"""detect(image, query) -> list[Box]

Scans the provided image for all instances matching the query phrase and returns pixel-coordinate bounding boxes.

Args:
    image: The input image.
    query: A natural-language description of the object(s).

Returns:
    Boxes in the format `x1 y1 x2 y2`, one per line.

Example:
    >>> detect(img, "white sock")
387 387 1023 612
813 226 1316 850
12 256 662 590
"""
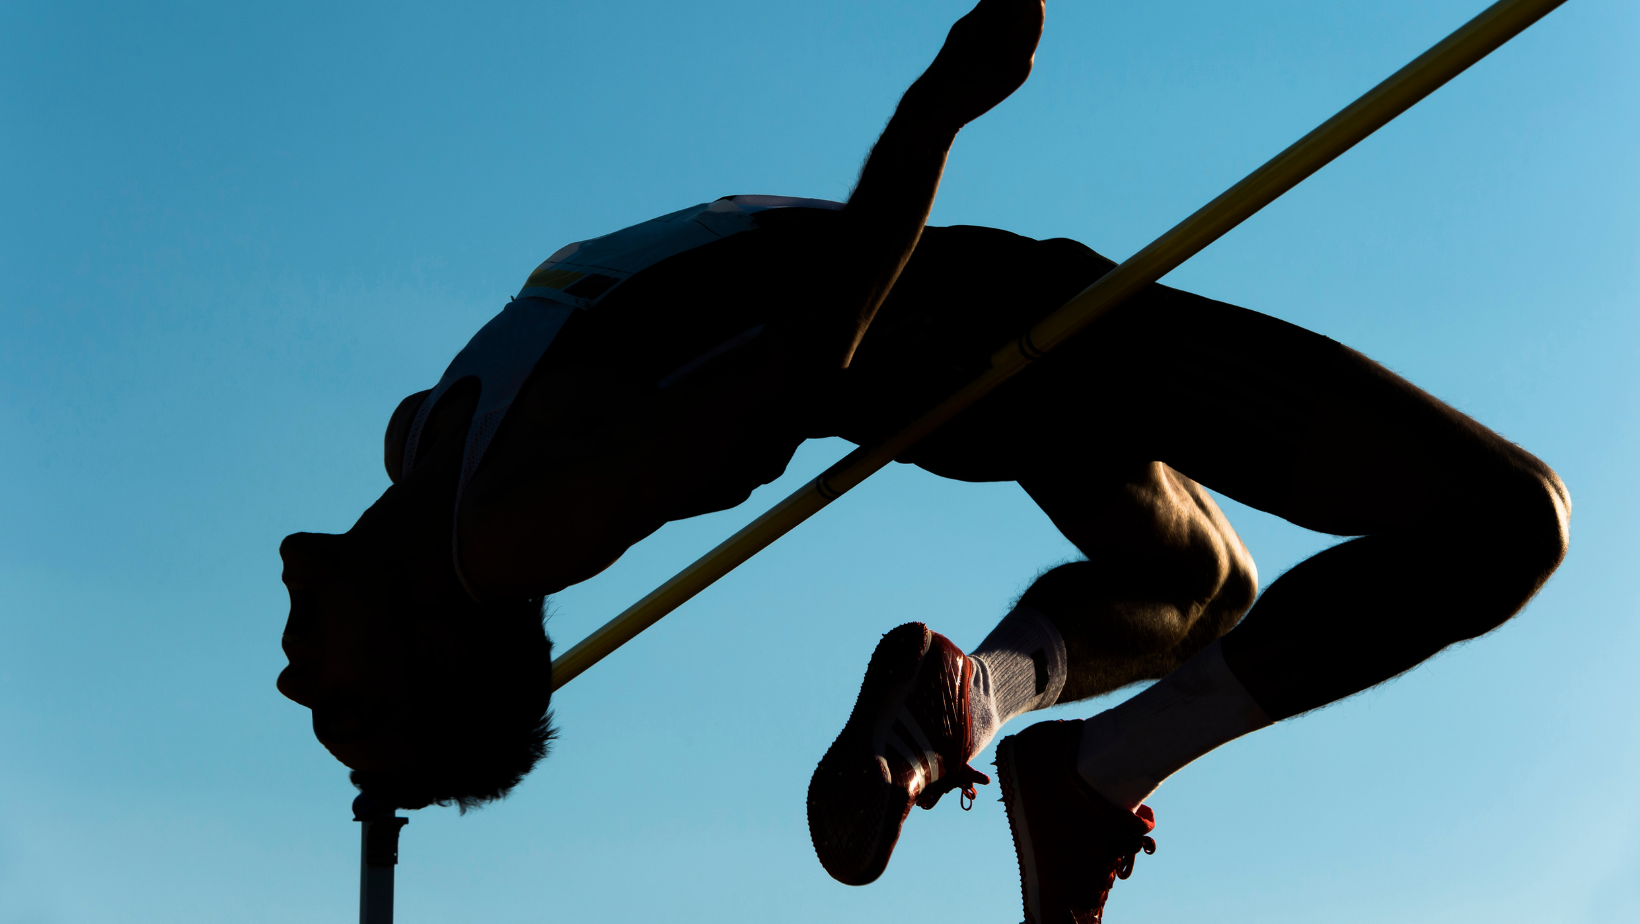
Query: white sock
968 607 1067 757
1077 639 1271 810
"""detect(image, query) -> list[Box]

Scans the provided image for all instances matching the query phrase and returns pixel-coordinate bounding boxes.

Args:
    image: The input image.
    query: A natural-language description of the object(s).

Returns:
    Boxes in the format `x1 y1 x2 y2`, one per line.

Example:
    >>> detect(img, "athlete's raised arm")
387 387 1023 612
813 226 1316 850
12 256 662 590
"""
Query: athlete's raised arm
827 0 1044 366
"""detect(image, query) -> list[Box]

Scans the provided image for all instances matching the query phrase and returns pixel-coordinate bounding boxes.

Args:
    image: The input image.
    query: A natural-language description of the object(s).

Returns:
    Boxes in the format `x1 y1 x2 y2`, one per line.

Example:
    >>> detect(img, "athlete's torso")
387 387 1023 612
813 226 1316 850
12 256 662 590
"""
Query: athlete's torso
398 195 843 596
400 196 844 488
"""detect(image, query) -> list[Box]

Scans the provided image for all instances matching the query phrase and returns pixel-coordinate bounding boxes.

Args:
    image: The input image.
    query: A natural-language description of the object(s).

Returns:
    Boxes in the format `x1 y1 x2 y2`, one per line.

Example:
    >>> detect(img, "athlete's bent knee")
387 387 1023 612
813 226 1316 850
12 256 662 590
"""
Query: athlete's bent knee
1491 463 1570 579
1443 463 1569 642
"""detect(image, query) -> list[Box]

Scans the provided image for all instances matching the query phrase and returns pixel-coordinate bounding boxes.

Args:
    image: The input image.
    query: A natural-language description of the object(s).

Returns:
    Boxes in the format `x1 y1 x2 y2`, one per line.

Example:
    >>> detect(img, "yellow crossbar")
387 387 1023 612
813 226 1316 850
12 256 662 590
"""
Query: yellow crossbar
552 0 1569 690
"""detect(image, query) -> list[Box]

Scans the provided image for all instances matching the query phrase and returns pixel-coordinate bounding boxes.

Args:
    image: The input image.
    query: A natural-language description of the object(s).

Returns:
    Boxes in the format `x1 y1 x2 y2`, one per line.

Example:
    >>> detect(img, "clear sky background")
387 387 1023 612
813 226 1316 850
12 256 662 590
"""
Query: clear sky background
2 0 1636 921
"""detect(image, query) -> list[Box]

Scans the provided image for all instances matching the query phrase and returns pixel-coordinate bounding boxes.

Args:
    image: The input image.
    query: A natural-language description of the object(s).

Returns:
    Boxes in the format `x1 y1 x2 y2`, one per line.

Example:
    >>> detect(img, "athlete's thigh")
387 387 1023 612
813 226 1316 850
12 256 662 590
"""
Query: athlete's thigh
834 224 1118 482
994 283 1558 537
847 222 1556 544
1018 283 1343 517
1277 343 1566 536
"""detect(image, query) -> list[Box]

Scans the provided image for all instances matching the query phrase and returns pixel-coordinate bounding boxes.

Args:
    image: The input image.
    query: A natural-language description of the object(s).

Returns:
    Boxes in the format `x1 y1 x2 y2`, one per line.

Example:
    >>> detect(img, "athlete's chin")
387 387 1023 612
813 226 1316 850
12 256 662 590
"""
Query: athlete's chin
276 664 317 707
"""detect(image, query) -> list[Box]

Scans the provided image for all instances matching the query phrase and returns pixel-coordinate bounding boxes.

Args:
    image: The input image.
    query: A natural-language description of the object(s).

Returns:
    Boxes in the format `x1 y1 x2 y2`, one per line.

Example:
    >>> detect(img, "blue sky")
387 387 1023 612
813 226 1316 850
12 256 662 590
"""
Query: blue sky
2 0 1636 921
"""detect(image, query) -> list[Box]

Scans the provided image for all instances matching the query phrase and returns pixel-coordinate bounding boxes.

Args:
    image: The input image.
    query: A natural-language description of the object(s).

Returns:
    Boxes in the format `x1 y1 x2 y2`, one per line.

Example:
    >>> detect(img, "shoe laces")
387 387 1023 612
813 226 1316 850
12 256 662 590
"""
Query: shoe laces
1082 835 1157 923
1115 835 1157 880
914 761 992 810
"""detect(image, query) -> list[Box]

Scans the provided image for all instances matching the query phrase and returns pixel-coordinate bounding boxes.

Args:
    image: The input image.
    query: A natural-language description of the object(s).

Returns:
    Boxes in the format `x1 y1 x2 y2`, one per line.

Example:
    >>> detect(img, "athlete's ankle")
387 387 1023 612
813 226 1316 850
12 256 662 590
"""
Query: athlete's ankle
968 606 1067 757
1076 639 1271 810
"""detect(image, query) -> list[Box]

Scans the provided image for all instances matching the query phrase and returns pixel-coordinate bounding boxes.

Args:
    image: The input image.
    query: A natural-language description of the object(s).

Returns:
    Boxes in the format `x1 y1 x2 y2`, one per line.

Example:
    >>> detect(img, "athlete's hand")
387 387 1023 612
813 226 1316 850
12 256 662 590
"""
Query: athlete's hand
906 0 1045 129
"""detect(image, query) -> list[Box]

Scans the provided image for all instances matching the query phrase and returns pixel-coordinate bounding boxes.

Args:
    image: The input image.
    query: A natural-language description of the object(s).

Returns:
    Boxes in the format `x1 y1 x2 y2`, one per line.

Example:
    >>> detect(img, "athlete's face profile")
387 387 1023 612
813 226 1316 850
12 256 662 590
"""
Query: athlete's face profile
276 532 419 772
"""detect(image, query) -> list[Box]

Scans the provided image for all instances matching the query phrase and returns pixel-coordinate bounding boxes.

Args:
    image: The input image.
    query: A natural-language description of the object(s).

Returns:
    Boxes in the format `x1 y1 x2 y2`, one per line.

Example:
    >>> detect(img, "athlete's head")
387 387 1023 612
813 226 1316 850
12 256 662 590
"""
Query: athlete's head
276 530 554 810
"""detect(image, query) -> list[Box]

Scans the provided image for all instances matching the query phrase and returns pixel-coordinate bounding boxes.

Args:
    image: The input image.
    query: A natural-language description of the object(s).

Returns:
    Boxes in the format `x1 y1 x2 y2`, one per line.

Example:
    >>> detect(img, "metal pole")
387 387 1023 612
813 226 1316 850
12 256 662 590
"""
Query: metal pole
549 0 1571 690
354 794 408 924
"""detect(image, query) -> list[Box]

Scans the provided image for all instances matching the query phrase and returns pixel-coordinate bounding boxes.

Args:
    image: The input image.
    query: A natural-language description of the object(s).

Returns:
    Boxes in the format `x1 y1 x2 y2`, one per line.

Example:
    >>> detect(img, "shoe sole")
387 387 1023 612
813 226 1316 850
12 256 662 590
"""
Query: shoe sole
807 622 932 886
996 735 1045 924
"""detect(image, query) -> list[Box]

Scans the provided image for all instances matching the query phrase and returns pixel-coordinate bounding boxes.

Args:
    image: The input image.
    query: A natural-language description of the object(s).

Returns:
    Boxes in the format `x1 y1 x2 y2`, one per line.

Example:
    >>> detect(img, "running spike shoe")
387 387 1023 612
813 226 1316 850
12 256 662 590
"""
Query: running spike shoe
807 622 991 886
996 720 1157 924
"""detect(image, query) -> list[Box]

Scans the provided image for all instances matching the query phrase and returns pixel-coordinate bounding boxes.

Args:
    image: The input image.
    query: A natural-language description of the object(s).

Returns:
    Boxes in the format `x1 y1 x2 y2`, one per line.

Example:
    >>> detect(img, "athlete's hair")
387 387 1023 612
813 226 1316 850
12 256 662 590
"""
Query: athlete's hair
350 596 556 812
